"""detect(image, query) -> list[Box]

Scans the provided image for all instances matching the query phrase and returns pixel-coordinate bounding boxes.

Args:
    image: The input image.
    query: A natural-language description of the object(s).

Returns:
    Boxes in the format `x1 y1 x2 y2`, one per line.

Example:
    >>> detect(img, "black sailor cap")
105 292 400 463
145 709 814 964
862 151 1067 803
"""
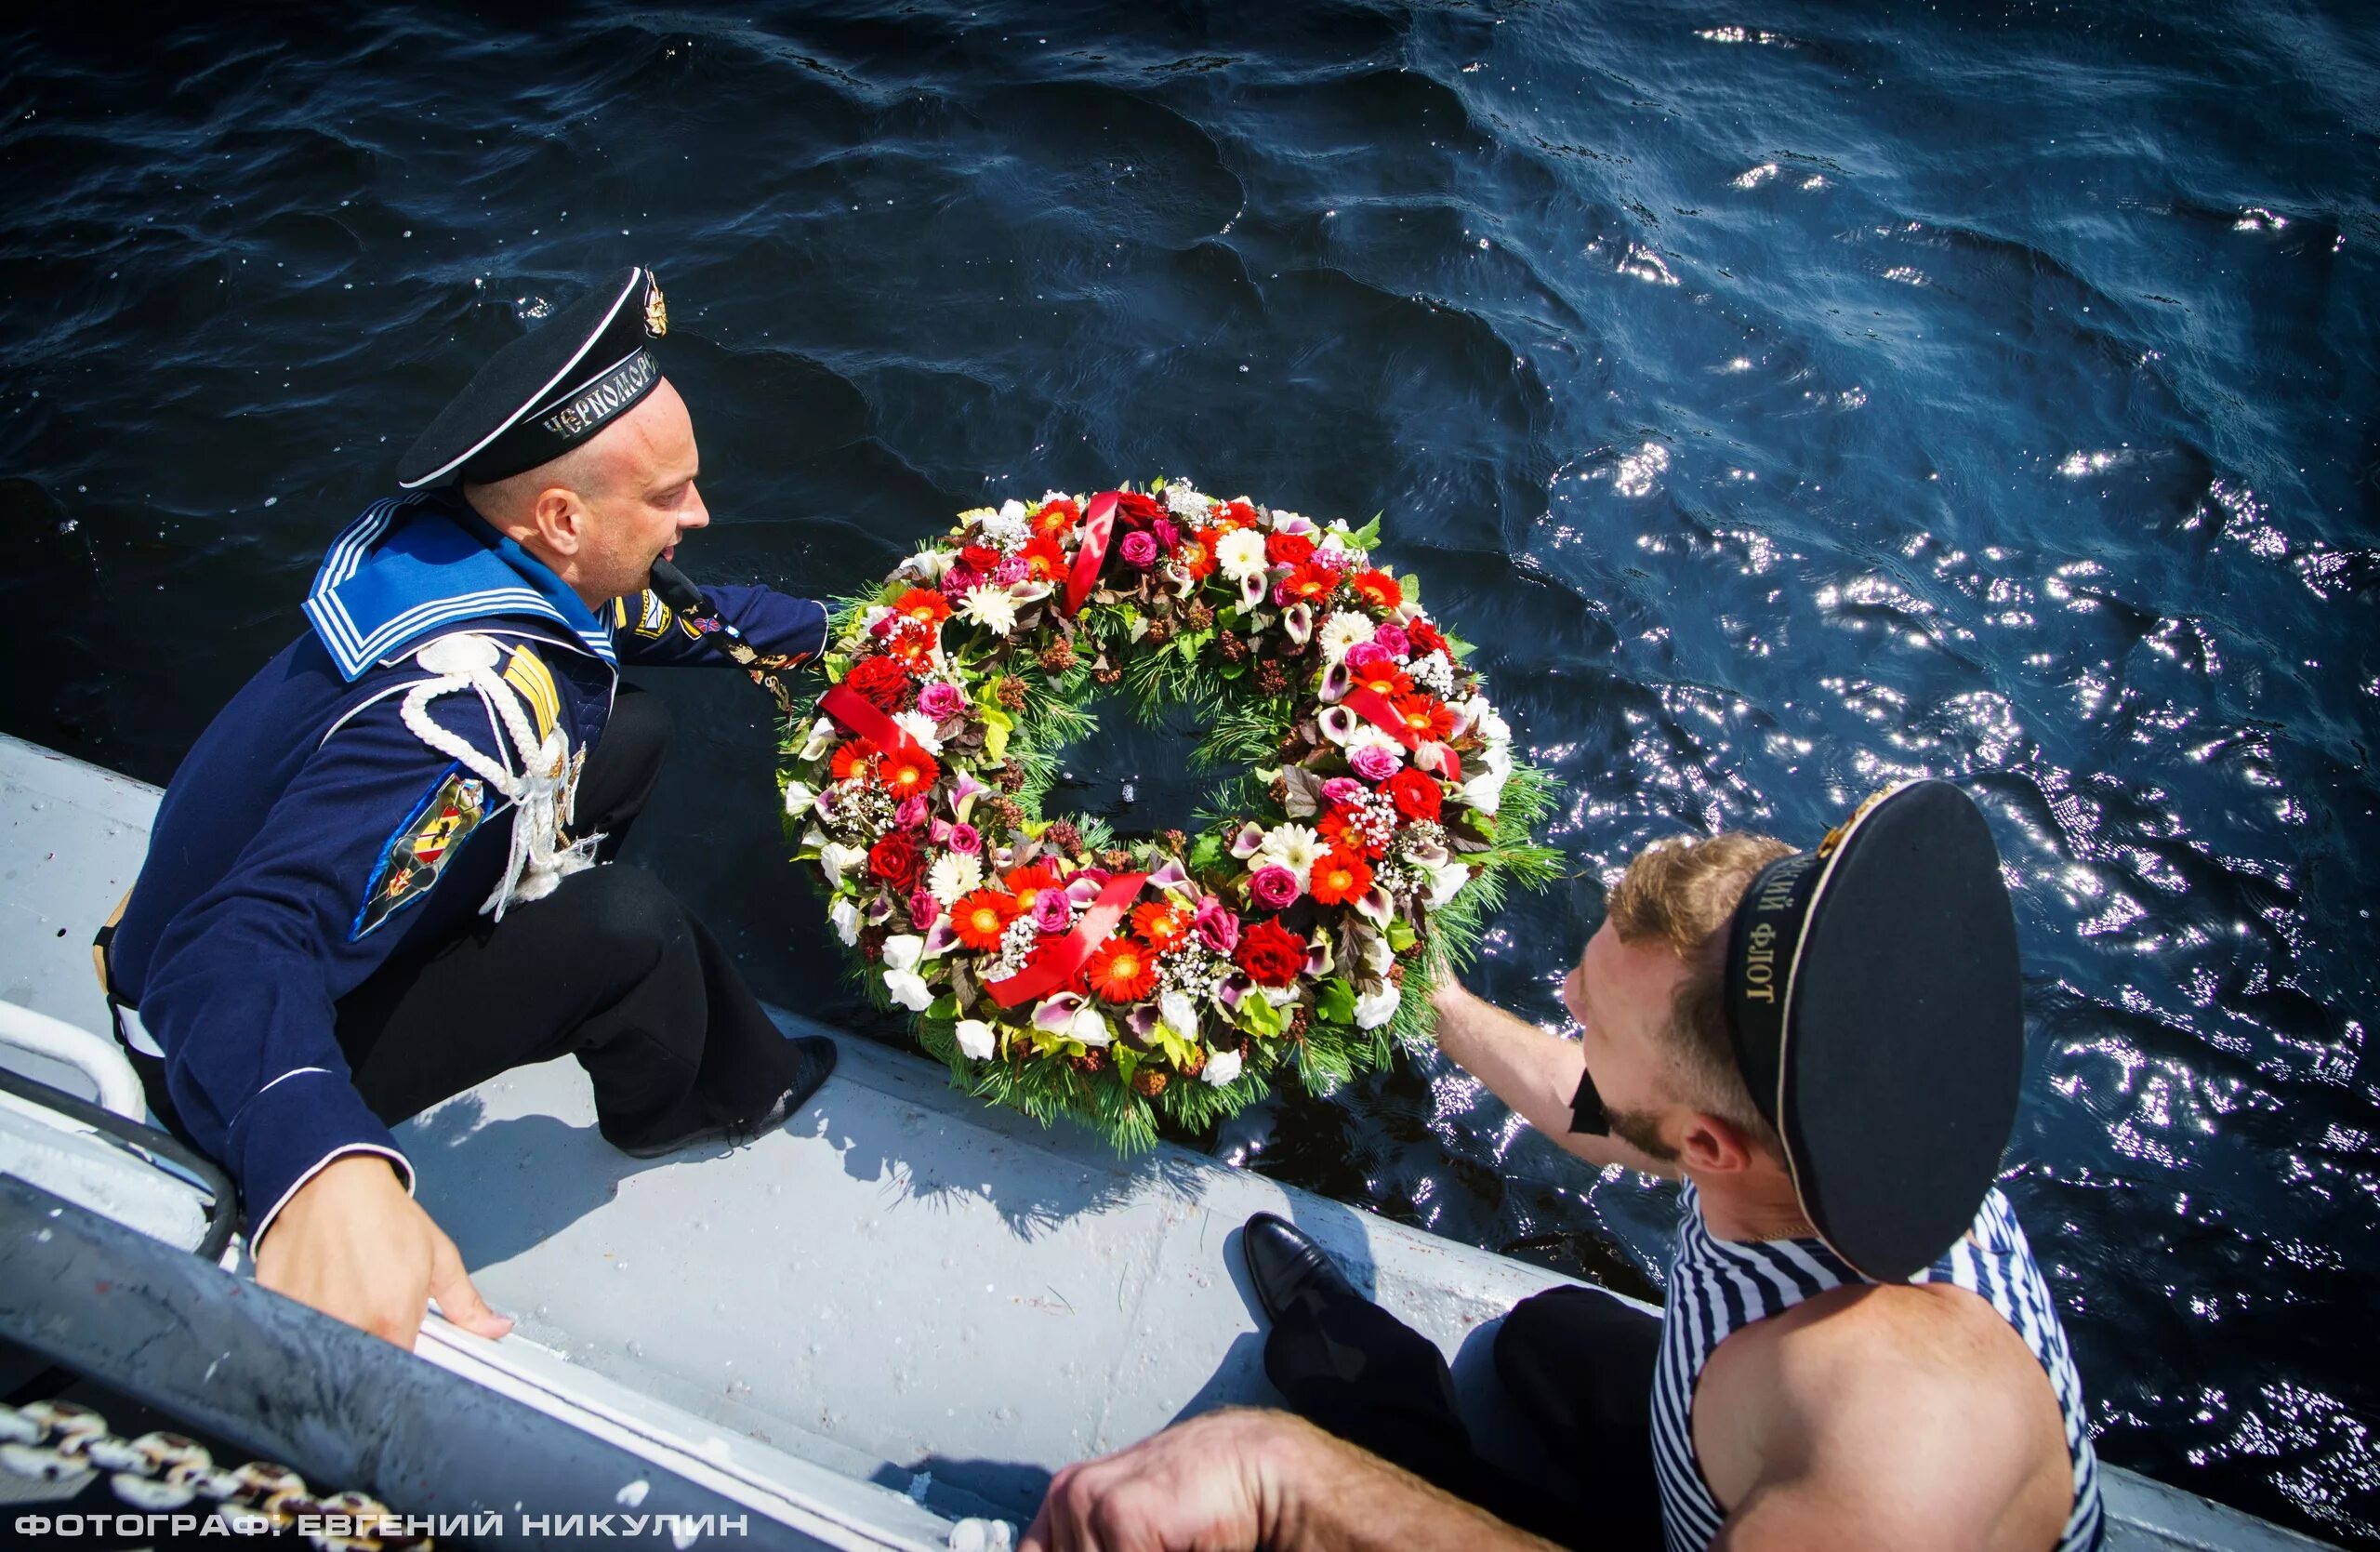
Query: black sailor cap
1723 779 2025 1281
397 266 669 489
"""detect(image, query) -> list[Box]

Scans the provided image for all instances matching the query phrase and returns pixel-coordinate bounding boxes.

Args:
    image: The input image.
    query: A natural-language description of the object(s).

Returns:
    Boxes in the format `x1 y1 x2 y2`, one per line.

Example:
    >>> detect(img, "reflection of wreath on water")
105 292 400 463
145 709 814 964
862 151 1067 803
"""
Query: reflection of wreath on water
782 480 1559 1151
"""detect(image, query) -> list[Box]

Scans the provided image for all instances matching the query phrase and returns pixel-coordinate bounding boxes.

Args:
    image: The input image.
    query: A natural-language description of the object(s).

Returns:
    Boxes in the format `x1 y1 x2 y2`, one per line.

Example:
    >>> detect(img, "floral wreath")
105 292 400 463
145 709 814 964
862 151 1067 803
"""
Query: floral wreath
782 480 1559 1151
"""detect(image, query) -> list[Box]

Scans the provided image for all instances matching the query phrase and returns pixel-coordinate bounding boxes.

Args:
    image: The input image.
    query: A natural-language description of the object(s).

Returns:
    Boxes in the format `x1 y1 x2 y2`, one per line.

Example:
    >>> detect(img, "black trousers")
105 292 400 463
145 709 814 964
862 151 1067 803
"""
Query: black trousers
129 686 811 1165
1263 1280 1667 1550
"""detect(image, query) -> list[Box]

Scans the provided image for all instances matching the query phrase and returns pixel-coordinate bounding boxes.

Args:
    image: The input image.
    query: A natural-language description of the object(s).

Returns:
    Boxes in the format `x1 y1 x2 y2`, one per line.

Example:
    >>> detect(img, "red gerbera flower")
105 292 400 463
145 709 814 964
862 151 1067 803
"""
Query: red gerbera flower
1217 498 1259 530
951 889 1021 951
892 588 952 630
1131 902 1191 951
1033 496 1080 538
1020 535 1067 584
1002 862 1063 911
875 746 942 800
1283 562 1337 603
1265 531 1316 567
1177 527 1220 580
1318 808 1388 860
1384 768 1443 822
884 622 937 671
1308 847 1374 907
1350 661 1416 701
1392 692 1455 743
1353 569 1404 610
830 738 877 784
1085 936 1160 1003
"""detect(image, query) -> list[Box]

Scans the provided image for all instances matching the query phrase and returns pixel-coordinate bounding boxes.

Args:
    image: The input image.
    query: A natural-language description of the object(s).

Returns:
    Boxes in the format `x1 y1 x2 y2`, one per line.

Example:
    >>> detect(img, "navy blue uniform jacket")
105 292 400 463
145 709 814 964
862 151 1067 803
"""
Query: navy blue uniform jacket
108 491 826 1239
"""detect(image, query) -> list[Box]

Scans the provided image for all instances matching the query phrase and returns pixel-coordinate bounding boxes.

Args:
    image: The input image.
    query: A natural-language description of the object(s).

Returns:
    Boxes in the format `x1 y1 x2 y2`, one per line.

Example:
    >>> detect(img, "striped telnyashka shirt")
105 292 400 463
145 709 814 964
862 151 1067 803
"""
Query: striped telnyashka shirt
1652 1182 2104 1552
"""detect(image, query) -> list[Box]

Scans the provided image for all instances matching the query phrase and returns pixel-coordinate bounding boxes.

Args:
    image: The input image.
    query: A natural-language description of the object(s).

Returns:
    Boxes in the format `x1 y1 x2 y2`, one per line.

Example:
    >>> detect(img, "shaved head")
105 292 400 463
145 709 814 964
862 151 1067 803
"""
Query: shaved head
462 378 707 608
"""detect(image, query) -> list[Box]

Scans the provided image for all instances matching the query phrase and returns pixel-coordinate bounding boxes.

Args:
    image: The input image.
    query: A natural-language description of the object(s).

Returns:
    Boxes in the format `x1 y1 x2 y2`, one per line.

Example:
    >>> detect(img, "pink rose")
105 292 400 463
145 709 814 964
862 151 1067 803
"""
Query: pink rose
947 822 982 855
908 890 940 930
940 564 981 600
993 556 1031 586
1033 890 1074 934
1152 517 1180 550
1370 623 1411 659
1119 530 1161 569
1320 776 1365 810
1193 897 1241 955
1344 641 1391 673
1249 865 1301 910
895 794 929 829
1349 744 1401 783
918 681 965 720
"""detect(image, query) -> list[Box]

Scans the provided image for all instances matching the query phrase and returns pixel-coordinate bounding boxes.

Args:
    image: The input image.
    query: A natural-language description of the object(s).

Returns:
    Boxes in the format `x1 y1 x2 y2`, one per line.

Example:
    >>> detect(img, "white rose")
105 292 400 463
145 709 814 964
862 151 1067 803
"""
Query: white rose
783 779 818 817
955 1019 997 1060
881 934 926 972
1202 1047 1244 1086
1070 1006 1115 1048
1354 983 1403 1030
1426 859 1474 909
1159 990 1200 1039
1460 768 1507 818
1215 527 1268 582
829 898 860 947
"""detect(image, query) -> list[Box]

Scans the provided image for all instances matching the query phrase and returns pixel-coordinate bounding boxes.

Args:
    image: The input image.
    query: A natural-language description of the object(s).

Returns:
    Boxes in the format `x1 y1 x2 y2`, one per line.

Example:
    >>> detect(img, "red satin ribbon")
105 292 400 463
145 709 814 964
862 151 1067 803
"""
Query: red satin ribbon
1063 491 1121 617
1342 685 1461 781
985 869 1148 1009
819 681 931 764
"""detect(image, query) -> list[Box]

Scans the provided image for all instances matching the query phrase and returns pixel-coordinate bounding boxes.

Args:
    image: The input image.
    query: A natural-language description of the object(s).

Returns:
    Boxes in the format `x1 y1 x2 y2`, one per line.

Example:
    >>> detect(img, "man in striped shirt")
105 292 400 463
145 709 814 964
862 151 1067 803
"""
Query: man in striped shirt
1025 783 2101 1552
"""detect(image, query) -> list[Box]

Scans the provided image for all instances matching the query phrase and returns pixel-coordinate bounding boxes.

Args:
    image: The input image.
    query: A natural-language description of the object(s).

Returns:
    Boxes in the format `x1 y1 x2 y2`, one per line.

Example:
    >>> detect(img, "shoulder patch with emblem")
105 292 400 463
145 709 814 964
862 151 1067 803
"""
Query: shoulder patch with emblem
352 764 489 940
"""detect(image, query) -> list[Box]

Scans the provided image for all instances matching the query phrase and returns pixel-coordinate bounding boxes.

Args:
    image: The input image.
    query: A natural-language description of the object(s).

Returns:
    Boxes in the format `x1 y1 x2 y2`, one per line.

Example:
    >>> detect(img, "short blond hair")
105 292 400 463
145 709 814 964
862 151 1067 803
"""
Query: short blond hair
1606 831 1794 1150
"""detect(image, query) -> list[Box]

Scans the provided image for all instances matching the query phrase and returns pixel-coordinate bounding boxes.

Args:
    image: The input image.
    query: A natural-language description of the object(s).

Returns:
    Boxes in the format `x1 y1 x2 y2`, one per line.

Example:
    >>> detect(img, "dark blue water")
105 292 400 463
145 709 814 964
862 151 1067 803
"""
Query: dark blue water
4 2 2375 1540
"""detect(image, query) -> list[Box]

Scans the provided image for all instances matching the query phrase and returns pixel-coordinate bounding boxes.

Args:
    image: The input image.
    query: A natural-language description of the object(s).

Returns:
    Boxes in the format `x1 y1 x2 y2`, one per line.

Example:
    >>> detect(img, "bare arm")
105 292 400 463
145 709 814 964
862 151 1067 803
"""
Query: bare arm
1429 979 1675 1177
1022 1409 1554 1552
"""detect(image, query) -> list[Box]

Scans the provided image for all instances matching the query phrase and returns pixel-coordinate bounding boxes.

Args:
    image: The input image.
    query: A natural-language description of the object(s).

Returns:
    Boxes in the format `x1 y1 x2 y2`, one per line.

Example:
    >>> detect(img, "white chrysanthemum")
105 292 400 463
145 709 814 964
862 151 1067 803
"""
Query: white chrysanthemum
828 897 860 947
1202 1047 1244 1086
1163 482 1209 517
1215 528 1268 582
1258 823 1326 887
955 1018 997 1060
892 710 942 754
928 851 985 906
959 585 1019 636
1317 609 1374 663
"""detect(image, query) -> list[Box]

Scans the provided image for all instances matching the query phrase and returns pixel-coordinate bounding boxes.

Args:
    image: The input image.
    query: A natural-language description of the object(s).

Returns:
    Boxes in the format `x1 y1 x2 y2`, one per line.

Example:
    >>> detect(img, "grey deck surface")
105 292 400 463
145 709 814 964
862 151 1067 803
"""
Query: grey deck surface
0 732 2334 1549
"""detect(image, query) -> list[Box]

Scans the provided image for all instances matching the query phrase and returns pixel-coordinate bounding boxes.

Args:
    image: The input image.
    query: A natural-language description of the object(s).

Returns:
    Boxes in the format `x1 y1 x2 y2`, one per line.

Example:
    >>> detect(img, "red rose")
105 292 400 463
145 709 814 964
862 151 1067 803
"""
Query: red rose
1236 919 1309 988
1407 618 1447 655
845 654 913 713
1265 531 1316 566
1114 491 1166 527
1384 768 1443 822
960 543 1001 572
868 832 923 892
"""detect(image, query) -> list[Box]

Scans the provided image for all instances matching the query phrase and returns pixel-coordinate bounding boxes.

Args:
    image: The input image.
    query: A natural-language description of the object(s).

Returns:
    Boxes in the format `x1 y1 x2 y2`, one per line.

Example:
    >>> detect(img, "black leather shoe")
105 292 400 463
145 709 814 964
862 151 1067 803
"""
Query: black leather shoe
618 1035 838 1159
1242 1211 1362 1324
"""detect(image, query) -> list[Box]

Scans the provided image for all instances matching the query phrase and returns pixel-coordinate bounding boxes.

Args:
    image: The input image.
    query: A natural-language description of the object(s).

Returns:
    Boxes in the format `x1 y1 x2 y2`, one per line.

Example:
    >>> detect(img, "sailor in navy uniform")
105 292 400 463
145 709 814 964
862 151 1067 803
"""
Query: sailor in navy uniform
99 267 836 1346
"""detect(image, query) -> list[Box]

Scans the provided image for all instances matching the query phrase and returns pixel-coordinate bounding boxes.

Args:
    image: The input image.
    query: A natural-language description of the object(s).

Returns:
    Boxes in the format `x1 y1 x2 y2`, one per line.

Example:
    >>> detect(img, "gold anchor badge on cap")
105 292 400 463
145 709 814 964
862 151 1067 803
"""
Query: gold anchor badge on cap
643 273 668 338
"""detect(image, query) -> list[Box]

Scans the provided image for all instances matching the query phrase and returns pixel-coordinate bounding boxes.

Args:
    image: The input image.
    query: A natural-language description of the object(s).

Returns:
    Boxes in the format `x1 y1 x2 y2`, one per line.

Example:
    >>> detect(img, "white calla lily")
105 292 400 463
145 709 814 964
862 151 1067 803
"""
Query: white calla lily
820 842 869 890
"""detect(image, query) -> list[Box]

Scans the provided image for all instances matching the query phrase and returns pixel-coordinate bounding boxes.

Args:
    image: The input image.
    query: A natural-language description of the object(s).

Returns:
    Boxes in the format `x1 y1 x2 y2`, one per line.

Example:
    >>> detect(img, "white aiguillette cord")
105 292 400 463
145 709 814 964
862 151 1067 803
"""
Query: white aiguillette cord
398 631 603 918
